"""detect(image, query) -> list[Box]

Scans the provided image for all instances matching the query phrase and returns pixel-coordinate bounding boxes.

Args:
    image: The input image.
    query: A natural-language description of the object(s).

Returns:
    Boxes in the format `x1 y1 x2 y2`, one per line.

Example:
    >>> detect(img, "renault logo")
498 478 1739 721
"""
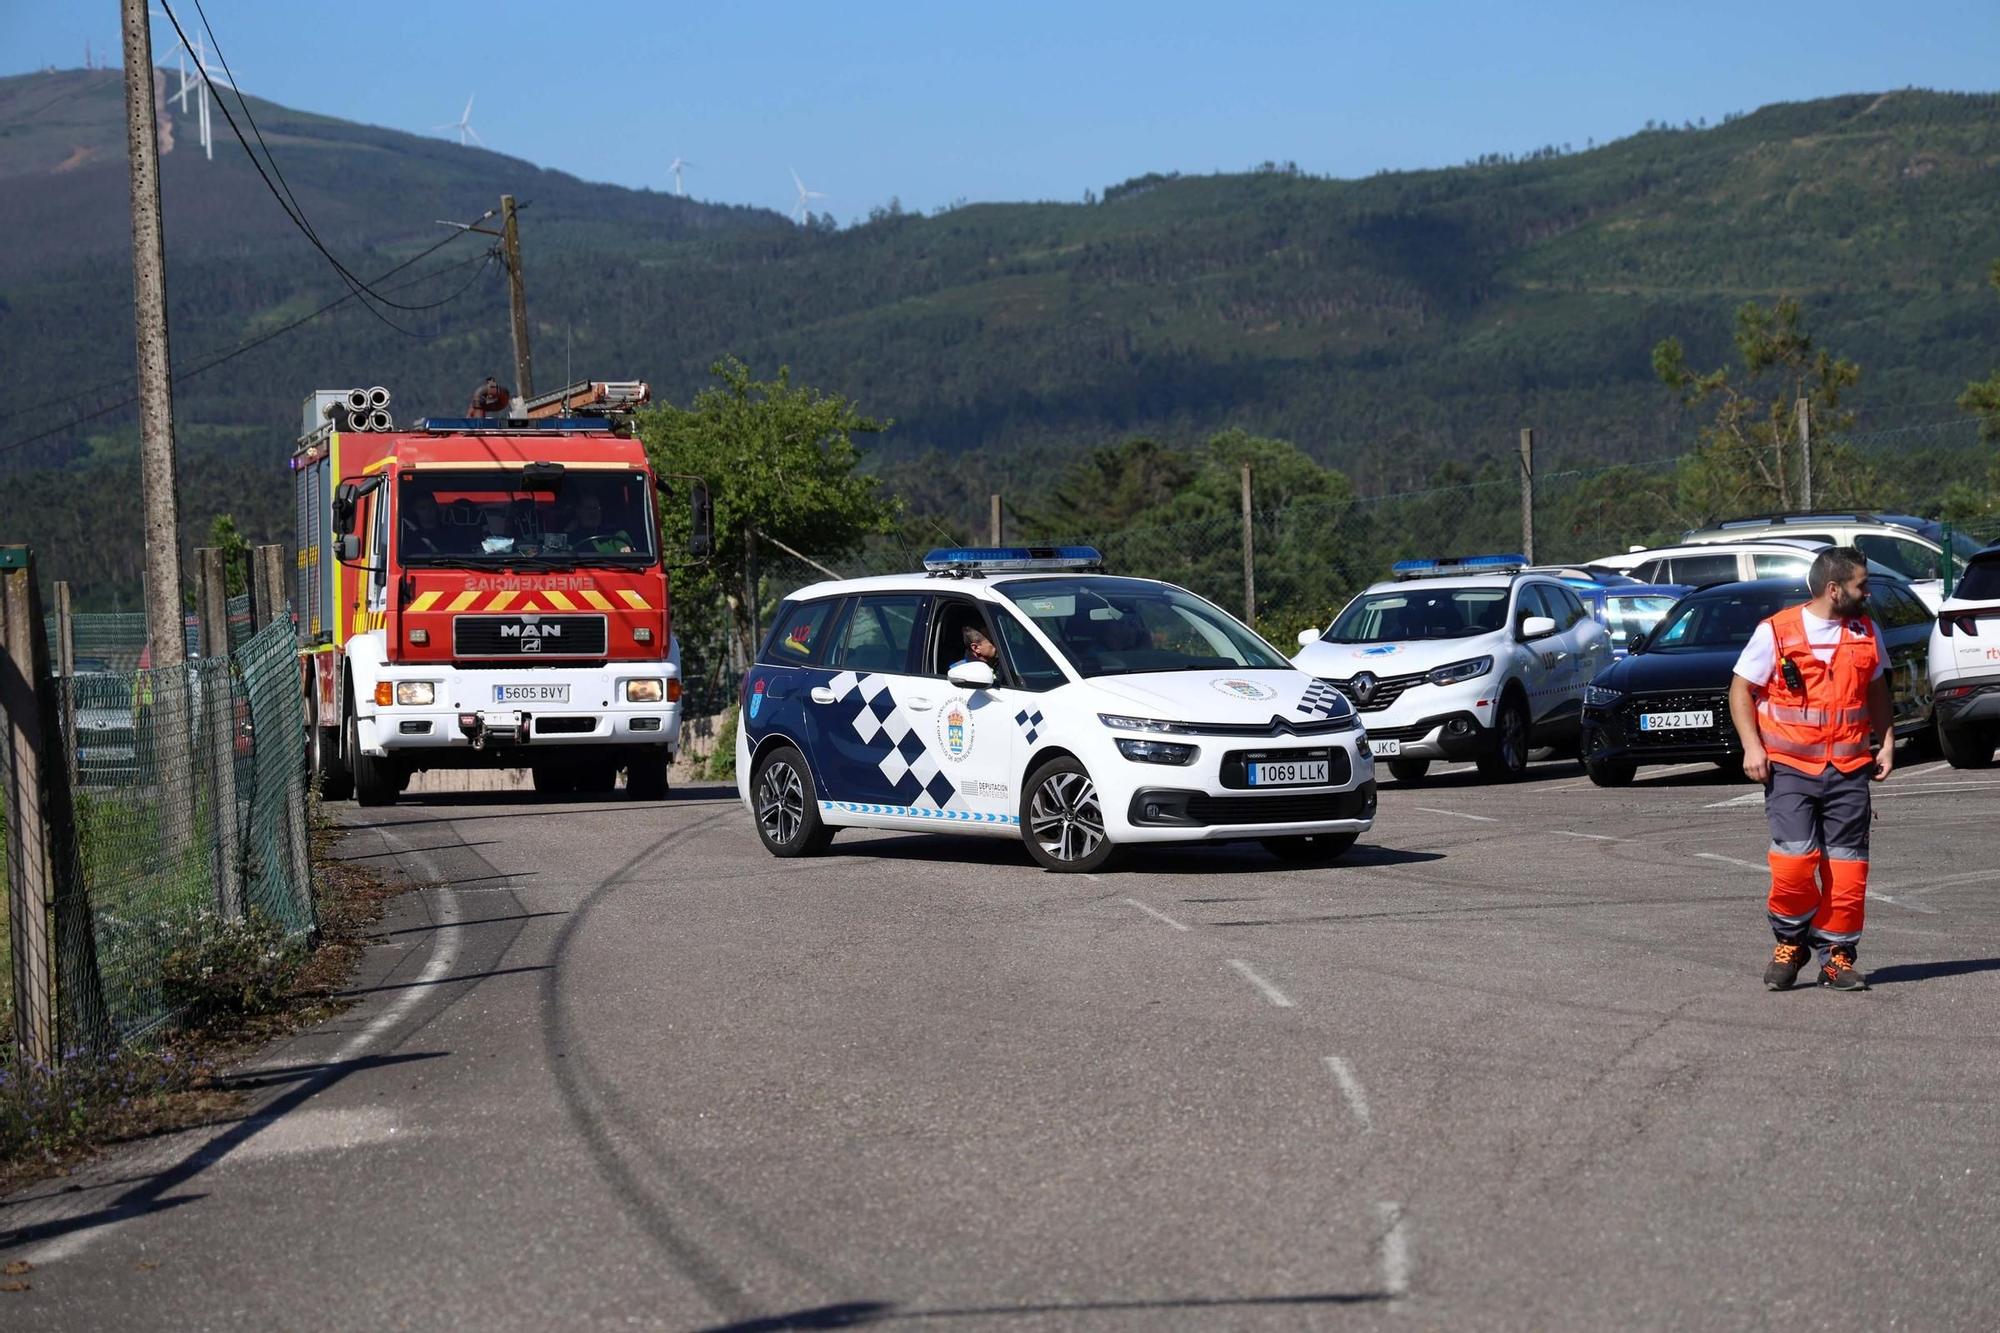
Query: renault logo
1351 672 1377 705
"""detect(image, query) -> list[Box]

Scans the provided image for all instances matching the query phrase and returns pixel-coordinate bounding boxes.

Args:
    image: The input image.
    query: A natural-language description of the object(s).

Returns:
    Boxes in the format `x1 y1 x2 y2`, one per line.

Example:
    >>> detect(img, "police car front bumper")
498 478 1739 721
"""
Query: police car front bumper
354 663 679 758
1097 729 1376 842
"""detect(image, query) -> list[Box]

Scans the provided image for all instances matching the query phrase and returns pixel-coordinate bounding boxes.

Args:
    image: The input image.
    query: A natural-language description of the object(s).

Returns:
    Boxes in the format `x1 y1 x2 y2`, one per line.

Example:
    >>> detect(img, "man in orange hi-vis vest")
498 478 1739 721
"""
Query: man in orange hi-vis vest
1727 547 1895 992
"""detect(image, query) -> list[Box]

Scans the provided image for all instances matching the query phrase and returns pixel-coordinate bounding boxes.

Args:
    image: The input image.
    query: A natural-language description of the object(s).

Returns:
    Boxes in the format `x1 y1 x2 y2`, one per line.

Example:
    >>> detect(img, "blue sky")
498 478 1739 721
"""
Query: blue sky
4 1 1995 221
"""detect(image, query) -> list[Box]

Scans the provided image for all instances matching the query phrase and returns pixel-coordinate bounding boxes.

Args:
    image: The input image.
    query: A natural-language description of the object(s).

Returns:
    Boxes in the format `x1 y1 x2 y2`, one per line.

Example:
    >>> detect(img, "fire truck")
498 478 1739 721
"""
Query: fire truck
293 381 710 805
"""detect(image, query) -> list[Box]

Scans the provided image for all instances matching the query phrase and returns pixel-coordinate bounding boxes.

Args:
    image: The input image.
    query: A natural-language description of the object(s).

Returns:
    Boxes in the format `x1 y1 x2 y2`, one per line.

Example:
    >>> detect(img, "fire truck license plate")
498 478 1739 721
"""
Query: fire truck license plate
495 684 569 704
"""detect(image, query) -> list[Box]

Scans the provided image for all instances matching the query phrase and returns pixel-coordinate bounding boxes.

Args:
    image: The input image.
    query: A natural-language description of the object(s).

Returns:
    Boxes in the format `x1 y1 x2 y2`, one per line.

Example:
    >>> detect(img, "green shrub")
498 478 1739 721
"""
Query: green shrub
704 707 739 783
160 909 303 1029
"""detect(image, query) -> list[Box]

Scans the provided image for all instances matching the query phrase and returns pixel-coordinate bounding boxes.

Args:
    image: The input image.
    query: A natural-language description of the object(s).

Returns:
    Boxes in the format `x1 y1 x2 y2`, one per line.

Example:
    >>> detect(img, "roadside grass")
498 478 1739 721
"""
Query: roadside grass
0 798 403 1197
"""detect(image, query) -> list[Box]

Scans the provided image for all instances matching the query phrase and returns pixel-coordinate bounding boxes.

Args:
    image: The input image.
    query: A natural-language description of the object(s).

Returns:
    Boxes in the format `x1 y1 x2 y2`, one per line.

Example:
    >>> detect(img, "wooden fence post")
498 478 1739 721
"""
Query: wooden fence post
1519 429 1536 564
2 547 63 1068
1240 463 1257 625
196 548 243 919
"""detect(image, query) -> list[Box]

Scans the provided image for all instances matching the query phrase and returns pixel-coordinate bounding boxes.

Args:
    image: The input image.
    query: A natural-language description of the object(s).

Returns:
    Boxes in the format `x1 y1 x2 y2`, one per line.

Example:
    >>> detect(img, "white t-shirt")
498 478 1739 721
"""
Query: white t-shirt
1733 609 1886 689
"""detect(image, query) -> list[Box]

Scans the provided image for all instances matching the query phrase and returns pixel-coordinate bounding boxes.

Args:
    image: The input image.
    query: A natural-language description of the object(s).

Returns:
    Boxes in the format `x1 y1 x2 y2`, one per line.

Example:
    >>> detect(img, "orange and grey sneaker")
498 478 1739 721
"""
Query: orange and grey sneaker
1820 946 1868 992
1763 942 1811 990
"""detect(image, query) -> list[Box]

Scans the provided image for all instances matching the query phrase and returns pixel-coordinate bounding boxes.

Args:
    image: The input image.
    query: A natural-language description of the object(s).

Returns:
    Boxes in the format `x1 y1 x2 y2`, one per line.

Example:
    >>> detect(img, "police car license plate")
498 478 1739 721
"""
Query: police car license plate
1639 709 1712 732
494 684 568 704
1368 738 1401 757
1247 758 1329 786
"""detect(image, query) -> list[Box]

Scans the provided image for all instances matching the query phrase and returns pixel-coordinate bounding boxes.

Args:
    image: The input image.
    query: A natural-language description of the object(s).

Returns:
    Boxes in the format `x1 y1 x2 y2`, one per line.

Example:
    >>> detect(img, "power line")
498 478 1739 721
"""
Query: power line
0 246 498 460
154 2 442 332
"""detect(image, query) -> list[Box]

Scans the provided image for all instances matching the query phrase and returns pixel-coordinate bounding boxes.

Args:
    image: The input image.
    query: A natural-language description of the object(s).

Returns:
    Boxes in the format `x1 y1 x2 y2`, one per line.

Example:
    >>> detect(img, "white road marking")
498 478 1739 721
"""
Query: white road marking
1704 791 1765 809
1124 897 1191 931
1225 959 1294 1008
1323 1056 1374 1130
1412 807 1498 823
1871 893 1939 915
1554 830 1618 841
1873 868 2000 896
21 838 464 1268
1377 1201 1412 1302
1696 852 1764 872
1082 873 1102 883
1875 781 2000 797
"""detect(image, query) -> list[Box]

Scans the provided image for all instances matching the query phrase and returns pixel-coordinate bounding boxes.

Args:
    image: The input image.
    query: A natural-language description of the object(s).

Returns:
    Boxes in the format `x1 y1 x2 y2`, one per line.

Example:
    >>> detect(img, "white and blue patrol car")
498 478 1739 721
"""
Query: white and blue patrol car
1291 554 1612 783
734 547 1376 872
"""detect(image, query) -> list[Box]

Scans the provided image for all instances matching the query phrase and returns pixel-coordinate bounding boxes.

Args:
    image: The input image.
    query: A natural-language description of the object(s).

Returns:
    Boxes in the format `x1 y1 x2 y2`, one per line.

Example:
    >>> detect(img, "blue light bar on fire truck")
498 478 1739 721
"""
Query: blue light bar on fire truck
922 546 1104 574
1391 553 1528 580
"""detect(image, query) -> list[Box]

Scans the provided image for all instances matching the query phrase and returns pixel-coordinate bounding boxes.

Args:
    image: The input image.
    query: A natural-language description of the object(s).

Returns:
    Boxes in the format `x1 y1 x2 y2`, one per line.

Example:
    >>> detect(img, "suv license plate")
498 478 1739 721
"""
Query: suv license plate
1247 759 1329 786
1639 709 1712 731
1368 738 1401 757
495 684 569 704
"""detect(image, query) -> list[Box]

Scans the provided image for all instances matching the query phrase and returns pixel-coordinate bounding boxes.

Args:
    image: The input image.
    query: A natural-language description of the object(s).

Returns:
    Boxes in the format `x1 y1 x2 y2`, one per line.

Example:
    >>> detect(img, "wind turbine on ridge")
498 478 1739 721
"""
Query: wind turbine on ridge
669 156 691 197
435 94 482 146
151 9 237 161
790 167 827 224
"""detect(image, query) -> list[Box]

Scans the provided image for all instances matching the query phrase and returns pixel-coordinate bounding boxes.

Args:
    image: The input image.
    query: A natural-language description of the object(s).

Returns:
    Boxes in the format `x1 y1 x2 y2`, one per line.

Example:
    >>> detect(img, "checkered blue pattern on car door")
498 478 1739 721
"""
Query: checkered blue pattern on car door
822 670 957 809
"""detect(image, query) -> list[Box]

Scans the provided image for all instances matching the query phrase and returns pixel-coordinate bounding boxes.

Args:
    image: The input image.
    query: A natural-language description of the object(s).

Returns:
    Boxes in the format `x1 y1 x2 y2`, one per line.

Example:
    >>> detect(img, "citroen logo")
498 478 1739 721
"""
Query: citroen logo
1351 672 1377 705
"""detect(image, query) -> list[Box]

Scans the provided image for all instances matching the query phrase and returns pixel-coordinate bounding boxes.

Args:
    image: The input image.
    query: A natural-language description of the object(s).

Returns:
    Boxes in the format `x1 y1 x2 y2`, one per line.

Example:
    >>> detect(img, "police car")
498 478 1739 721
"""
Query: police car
1291 554 1612 782
734 547 1376 872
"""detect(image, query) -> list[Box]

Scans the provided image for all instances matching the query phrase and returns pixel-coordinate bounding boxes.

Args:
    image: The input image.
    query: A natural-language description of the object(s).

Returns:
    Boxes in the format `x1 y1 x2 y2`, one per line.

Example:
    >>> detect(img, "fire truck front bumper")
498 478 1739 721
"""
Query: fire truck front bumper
354 663 680 758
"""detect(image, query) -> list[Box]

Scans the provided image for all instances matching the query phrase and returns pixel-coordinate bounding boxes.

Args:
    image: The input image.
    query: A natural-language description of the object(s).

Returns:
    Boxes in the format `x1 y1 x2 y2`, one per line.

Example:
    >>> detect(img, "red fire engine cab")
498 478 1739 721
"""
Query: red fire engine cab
293 382 709 805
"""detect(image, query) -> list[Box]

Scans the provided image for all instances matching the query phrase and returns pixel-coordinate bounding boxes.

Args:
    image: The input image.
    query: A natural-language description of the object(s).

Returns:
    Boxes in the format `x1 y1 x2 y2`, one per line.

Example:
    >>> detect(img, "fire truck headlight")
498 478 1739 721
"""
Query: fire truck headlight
624 678 664 703
395 681 436 706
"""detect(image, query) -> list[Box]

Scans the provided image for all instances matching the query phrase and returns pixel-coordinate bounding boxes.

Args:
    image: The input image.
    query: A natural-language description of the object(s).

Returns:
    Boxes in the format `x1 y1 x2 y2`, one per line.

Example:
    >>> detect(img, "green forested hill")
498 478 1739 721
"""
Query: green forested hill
4 70 1999 605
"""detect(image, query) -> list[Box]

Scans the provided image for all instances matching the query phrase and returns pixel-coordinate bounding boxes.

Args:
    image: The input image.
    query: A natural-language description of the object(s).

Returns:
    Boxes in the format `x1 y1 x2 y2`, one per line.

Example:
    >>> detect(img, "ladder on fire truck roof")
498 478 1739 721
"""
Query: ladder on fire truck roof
519 380 651 420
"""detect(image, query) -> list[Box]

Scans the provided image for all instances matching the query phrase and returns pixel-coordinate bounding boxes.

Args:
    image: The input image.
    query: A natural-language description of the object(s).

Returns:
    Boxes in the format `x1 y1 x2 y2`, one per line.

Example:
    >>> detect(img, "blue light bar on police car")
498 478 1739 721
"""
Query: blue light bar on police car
921 546 1104 572
1391 553 1528 580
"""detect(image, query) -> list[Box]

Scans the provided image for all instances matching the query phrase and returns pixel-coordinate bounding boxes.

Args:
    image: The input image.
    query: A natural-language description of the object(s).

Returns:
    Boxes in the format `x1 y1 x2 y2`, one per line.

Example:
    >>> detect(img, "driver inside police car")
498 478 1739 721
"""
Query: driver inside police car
951 625 1000 674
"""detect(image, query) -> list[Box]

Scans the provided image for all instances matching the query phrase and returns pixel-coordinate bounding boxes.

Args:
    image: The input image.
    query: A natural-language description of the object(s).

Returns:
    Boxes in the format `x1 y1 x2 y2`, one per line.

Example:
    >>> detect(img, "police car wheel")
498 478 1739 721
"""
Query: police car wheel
1476 696 1530 780
753 745 833 856
1262 832 1358 863
1021 757 1116 873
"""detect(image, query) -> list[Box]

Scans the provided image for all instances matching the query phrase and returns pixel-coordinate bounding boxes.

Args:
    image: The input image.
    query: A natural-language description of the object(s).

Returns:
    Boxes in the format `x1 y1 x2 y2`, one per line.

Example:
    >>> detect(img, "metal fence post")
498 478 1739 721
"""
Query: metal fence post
197 548 244 919
54 581 77 791
3 547 63 1069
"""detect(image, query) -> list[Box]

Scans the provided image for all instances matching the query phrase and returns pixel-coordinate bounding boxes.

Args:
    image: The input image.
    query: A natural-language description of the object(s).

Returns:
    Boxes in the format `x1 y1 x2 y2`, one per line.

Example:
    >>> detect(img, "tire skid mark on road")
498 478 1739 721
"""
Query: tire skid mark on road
540 807 853 1321
1224 958 1295 1007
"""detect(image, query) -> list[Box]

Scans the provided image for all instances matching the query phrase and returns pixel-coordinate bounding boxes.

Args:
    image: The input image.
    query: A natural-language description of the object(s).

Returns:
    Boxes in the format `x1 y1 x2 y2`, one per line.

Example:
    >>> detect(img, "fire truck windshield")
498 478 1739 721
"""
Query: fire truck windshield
398 470 656 565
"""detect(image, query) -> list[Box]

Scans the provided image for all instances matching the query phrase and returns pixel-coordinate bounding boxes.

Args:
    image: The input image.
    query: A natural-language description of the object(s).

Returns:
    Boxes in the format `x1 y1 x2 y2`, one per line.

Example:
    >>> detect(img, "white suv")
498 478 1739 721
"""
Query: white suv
1930 542 2000 768
1680 512 1974 602
1292 556 1611 782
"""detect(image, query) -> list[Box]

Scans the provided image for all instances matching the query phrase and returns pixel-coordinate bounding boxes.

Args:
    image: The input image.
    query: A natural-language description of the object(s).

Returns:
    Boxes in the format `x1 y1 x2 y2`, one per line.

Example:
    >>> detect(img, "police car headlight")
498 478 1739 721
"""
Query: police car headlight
1098 713 1196 735
1426 656 1493 687
624 678 664 703
1583 685 1623 708
394 682 435 706
1116 738 1199 765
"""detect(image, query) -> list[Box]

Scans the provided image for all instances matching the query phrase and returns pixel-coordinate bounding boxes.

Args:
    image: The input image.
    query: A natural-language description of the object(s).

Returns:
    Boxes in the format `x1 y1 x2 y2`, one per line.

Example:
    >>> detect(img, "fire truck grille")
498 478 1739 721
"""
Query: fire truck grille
452 614 607 658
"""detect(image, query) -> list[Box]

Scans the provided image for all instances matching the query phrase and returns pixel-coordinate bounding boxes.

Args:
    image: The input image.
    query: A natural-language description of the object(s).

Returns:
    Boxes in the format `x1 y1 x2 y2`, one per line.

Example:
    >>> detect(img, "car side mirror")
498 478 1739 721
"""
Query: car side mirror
1520 614 1558 641
1627 632 1647 655
947 660 996 690
688 481 713 558
1296 628 1320 648
336 534 362 563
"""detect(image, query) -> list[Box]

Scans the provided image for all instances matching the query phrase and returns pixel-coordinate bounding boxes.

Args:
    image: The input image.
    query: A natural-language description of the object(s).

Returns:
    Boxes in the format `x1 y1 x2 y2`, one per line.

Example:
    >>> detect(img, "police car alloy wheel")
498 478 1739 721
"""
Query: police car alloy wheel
1022 756 1116 873
1475 695 1530 779
754 744 835 856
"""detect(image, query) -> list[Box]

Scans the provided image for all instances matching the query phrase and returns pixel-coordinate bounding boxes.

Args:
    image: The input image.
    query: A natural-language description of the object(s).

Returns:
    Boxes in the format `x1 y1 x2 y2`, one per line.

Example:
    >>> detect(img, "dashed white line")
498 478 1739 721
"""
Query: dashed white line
1871 893 1939 915
1704 791 1765 809
1323 1056 1374 1130
1224 959 1294 1008
1377 1201 1412 1303
1124 897 1191 931
1412 807 1498 823
1695 852 1764 872
1554 830 1618 841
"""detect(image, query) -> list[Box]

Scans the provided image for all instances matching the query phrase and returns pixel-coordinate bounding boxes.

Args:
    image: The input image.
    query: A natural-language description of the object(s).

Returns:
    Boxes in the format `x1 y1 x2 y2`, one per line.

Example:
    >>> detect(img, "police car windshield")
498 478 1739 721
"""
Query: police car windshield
398 470 655 564
1319 587 1508 642
998 577 1289 677
1646 588 1794 652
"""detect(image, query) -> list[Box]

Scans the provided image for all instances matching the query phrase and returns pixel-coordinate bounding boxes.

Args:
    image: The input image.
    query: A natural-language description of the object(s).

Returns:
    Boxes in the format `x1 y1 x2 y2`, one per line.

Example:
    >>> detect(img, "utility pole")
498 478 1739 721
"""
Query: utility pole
1796 397 1812 510
1518 429 1536 564
122 0 185 670
501 194 534 399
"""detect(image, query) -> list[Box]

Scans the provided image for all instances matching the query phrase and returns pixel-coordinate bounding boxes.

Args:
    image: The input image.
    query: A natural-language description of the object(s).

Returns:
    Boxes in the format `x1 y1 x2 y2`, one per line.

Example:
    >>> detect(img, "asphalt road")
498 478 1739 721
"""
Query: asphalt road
6 753 2000 1330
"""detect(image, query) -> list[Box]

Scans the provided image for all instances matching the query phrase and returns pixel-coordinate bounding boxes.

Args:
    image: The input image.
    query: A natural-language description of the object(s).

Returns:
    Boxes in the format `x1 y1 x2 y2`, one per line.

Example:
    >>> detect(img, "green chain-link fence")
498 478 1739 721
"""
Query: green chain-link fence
14 612 316 1053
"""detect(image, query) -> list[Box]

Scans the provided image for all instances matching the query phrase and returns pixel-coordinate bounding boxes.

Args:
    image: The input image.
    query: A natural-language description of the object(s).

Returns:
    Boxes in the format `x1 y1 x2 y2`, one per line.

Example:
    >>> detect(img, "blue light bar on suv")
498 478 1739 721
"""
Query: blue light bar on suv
921 545 1104 573
1391 553 1529 580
